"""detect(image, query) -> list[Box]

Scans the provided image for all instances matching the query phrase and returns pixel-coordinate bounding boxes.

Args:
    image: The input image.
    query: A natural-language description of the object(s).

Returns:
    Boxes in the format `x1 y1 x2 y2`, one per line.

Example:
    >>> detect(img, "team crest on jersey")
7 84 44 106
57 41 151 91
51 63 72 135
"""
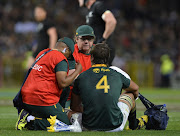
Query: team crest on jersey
93 68 100 73
86 11 93 24
88 11 93 17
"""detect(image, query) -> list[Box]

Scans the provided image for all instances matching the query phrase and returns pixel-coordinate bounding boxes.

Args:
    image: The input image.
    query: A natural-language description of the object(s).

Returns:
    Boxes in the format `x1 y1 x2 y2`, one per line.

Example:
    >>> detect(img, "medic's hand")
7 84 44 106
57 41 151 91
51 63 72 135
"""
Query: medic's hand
75 61 82 73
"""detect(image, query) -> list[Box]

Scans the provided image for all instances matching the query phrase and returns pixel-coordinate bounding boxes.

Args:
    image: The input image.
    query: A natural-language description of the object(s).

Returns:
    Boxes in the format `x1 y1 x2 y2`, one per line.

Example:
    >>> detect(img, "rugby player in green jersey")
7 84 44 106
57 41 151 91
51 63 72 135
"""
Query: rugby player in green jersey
69 43 148 132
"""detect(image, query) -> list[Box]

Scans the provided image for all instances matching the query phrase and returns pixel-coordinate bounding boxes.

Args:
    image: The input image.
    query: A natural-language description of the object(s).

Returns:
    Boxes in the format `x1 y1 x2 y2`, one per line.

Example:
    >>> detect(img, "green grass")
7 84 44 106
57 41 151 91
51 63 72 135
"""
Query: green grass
0 87 180 136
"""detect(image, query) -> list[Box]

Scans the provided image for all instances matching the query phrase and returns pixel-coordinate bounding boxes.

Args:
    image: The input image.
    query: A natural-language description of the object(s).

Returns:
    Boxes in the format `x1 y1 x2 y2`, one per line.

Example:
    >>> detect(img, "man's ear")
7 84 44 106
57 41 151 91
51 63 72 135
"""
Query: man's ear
74 36 78 43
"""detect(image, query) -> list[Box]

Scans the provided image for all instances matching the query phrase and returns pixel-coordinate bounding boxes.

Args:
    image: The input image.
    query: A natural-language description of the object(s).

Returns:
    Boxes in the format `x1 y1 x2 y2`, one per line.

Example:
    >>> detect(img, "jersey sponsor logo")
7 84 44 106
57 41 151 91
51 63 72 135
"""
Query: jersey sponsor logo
101 68 110 72
93 68 110 73
93 68 100 73
32 64 43 71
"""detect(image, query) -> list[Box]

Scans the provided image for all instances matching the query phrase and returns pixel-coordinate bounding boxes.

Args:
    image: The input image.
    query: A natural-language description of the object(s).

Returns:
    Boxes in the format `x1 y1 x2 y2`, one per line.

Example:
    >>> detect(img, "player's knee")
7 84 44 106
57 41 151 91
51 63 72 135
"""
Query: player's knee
122 92 135 100
119 94 134 109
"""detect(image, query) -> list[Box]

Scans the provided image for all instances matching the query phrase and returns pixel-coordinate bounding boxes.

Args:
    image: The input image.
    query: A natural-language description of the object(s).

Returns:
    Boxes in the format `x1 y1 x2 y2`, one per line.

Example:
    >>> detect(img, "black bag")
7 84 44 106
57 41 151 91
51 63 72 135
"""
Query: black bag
59 86 71 108
13 69 31 114
138 93 169 130
13 89 23 114
144 104 169 130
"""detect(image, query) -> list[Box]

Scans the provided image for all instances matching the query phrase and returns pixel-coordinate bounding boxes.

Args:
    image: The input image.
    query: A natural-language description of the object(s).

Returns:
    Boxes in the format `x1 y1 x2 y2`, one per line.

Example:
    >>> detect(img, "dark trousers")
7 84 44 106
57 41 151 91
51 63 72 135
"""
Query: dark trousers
161 75 170 87
109 46 115 66
23 102 70 130
103 39 115 66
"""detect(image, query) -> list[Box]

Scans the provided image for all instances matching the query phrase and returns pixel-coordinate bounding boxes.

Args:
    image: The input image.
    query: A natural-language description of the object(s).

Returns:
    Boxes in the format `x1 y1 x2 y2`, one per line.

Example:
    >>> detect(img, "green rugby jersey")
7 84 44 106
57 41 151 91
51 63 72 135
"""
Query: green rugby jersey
73 64 130 131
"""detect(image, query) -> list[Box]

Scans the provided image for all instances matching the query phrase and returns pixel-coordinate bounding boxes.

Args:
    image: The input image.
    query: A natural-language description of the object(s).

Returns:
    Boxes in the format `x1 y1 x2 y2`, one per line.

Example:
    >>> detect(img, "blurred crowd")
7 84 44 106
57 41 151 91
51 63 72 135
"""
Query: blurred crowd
1 0 180 72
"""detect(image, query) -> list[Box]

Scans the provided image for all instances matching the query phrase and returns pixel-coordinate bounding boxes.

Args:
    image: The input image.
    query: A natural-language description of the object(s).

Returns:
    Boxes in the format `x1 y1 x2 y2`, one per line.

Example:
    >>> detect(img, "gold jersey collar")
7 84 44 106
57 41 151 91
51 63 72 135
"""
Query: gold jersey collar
92 64 107 67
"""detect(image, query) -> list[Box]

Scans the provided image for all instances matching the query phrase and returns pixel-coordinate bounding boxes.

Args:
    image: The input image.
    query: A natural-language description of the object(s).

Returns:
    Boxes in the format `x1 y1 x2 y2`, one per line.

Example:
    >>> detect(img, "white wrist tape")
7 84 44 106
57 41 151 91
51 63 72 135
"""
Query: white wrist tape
102 10 111 20
62 48 67 53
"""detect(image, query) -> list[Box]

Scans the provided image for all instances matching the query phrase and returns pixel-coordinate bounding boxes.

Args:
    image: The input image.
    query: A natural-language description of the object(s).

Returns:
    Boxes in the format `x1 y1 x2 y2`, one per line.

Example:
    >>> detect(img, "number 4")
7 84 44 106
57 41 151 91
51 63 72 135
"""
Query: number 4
96 75 110 93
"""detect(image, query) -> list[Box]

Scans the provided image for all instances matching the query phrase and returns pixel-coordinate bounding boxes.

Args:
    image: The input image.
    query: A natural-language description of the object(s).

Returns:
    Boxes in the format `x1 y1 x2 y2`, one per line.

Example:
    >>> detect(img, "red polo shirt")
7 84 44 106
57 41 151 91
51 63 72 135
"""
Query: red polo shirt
73 44 91 73
21 49 68 106
67 44 92 101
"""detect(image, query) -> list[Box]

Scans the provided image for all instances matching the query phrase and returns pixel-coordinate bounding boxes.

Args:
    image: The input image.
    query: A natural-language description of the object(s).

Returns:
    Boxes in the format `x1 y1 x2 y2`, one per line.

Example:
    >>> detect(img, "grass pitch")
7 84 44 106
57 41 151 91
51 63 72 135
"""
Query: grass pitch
0 87 180 136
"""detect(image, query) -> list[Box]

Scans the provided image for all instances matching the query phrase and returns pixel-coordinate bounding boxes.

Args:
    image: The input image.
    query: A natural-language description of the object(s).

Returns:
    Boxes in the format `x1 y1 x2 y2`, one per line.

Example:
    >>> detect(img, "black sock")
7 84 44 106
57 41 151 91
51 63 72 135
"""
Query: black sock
128 106 139 130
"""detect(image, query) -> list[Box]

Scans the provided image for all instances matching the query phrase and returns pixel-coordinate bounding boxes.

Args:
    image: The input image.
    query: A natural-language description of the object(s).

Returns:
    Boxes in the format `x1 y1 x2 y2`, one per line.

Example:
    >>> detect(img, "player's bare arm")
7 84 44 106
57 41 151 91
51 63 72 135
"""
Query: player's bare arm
124 80 139 99
56 62 82 88
102 10 117 39
47 27 58 49
70 92 83 113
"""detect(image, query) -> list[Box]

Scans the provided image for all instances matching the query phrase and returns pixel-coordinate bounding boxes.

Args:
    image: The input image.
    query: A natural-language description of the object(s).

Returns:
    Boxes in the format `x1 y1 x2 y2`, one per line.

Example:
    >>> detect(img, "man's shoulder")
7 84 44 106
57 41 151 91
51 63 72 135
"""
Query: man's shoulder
90 1 103 10
47 50 67 63
73 44 79 60
77 67 92 78
91 1 106 15
74 44 79 52
35 48 51 59
43 19 55 29
94 1 103 6
110 66 131 79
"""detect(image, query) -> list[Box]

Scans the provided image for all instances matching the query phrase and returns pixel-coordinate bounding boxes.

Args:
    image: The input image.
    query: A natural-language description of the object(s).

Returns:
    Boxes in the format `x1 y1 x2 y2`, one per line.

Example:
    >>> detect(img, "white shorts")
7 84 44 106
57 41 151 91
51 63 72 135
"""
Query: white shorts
107 102 130 132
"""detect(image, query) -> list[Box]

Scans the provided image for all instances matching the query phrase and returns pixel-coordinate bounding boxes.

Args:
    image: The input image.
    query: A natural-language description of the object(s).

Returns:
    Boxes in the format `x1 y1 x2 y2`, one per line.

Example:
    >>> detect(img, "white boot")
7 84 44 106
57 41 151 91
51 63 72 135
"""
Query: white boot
47 115 82 132
70 118 82 132
70 113 82 126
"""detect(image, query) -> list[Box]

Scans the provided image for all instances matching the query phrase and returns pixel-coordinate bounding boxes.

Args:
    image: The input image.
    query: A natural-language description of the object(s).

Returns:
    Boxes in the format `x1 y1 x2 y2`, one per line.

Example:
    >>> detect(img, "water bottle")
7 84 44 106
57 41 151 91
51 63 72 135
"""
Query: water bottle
160 104 167 113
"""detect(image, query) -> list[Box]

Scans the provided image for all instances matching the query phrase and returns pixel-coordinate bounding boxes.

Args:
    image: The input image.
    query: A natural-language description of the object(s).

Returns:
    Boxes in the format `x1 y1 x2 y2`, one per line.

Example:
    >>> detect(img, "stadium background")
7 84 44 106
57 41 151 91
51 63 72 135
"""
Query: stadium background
0 0 180 88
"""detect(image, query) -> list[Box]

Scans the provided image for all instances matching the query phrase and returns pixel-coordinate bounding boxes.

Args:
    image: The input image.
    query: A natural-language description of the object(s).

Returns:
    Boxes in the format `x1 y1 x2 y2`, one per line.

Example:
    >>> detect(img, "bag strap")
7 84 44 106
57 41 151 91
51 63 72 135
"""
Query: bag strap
20 49 52 88
138 93 155 109
13 49 52 113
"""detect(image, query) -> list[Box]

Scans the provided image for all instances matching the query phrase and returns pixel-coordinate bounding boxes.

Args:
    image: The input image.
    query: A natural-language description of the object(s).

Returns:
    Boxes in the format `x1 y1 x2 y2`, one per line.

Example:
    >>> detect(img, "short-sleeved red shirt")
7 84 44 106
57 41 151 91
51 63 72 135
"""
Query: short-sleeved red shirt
66 44 92 101
21 48 68 106
73 44 91 73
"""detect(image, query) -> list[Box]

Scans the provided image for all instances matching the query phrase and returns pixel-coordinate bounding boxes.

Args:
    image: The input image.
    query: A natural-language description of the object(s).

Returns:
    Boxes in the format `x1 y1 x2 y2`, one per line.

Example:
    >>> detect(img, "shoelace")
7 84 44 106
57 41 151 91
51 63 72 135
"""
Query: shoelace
20 115 28 123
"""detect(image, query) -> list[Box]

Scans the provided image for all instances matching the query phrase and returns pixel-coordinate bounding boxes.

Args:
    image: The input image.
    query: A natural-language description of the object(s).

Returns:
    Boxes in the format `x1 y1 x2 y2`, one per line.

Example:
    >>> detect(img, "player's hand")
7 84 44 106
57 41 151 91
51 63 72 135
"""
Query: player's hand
97 37 106 43
75 61 82 73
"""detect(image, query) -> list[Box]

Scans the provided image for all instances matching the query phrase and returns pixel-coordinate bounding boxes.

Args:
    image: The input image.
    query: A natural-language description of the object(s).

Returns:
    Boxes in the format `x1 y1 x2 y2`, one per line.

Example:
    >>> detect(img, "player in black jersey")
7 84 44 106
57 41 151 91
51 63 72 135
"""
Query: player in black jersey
70 43 148 131
78 0 117 66
27 4 58 69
